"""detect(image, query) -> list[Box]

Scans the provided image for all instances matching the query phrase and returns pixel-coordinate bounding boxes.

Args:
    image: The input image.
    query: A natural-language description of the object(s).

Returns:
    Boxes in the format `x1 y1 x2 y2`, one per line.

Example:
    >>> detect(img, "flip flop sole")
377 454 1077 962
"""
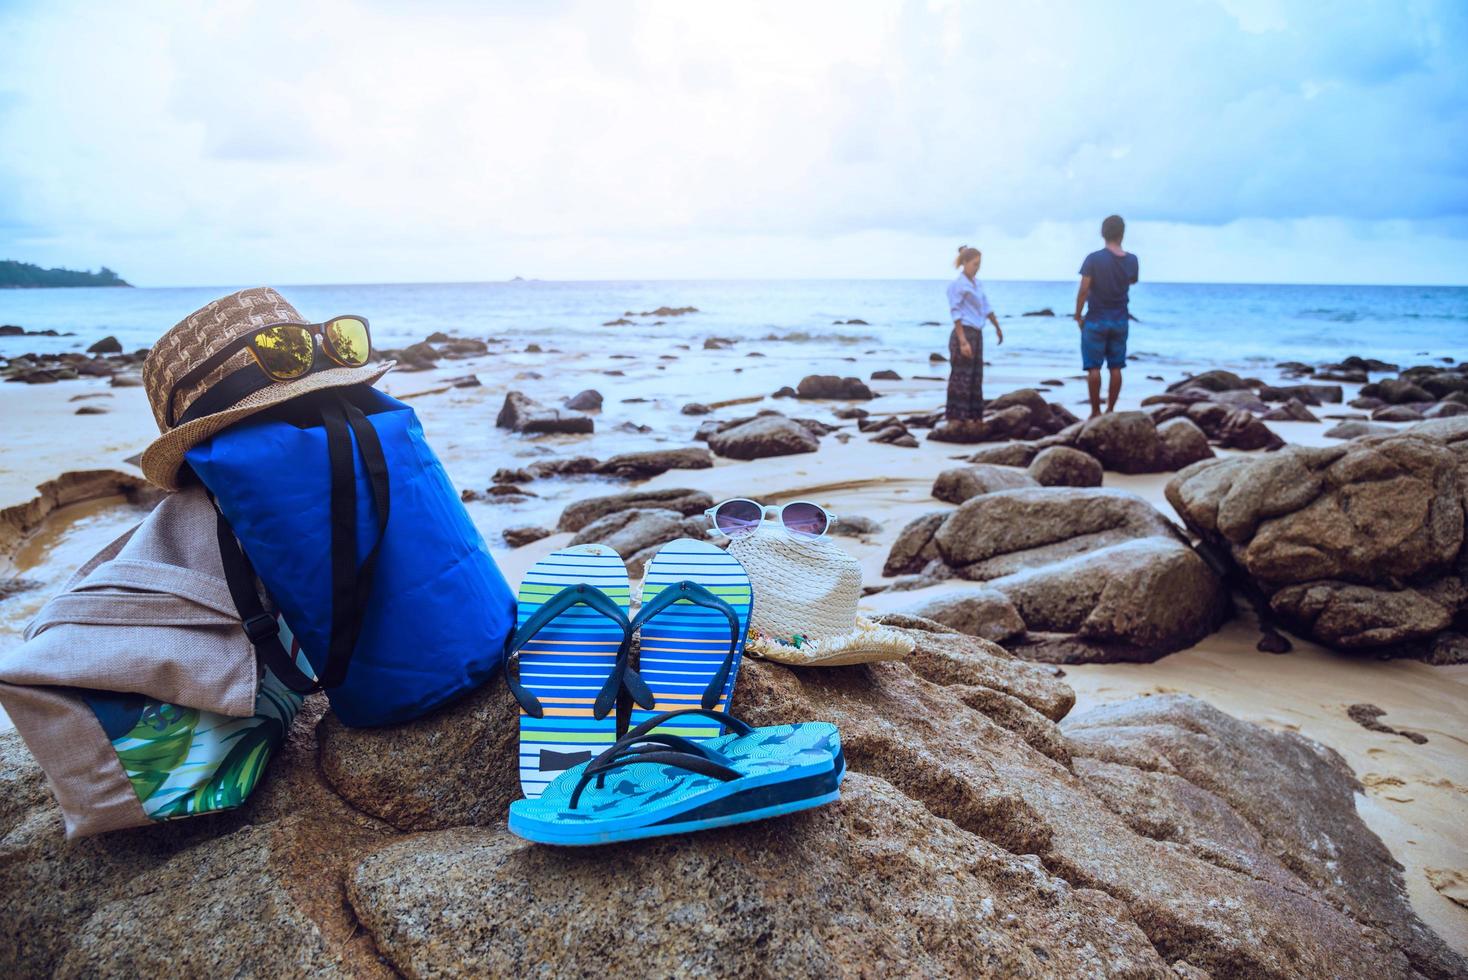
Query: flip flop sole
508 756 841 846
634 539 753 740
515 544 630 799
510 787 842 846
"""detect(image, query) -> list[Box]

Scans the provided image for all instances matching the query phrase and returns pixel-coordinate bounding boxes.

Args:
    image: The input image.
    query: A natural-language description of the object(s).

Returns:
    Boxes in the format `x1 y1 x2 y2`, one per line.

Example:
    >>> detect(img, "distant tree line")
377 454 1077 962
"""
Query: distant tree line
0 260 131 288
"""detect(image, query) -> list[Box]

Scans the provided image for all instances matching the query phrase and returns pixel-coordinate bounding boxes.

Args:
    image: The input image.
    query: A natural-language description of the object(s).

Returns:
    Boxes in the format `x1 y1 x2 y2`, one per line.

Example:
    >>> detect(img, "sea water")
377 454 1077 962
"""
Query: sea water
2 280 1464 368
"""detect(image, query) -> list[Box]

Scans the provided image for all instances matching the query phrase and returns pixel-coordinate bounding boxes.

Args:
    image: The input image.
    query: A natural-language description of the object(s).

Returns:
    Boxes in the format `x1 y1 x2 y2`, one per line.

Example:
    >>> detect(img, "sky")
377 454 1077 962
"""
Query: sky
1 0 1465 287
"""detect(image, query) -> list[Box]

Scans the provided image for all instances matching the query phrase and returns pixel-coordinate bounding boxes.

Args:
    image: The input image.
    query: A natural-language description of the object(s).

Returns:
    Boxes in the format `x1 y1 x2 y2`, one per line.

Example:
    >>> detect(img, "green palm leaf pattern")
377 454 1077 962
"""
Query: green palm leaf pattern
112 704 201 802
92 654 306 820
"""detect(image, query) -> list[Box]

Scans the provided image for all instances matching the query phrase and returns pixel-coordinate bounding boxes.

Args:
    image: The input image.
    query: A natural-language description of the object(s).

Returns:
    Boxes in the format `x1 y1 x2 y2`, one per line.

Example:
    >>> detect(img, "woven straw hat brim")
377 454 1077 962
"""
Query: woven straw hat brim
746 617 914 666
140 361 393 491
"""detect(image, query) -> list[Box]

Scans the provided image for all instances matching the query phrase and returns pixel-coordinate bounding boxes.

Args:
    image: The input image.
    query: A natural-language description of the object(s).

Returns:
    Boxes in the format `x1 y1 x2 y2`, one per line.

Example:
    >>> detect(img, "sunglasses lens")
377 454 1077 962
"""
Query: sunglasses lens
251 325 315 380
713 499 763 537
324 317 371 367
781 501 829 538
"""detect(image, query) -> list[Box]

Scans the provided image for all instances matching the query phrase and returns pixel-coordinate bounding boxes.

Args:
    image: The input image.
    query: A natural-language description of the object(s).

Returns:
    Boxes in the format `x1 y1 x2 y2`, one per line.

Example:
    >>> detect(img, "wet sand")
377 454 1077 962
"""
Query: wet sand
1 329 1463 951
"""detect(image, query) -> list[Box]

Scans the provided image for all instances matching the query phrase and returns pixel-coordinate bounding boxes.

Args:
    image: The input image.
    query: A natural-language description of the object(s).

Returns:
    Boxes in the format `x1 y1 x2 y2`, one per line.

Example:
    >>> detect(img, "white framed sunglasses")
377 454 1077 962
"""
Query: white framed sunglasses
705 498 839 540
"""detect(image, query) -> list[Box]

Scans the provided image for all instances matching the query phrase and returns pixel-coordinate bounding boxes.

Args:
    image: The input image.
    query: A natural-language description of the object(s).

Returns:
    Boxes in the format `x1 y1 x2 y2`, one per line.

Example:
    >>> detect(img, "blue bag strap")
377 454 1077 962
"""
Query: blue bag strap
503 584 648 720
629 581 742 709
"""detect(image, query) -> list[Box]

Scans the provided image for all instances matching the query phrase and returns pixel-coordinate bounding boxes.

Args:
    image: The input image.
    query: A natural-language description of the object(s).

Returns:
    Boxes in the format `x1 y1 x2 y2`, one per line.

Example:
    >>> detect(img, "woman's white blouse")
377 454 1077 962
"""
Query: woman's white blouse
947 273 993 327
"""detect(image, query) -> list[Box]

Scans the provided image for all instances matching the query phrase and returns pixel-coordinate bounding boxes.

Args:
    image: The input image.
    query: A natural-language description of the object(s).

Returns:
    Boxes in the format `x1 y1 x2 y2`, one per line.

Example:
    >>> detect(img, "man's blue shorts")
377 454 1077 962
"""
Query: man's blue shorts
1081 319 1128 370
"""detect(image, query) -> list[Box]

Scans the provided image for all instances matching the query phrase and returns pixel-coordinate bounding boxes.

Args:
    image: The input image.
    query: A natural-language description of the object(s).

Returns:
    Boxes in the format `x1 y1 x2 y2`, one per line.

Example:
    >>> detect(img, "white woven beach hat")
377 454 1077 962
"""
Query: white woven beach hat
728 527 913 667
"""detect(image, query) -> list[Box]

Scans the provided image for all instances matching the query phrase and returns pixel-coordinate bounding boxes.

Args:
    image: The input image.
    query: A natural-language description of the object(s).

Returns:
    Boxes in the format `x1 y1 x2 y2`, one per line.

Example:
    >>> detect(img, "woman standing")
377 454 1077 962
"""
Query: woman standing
942 246 1003 436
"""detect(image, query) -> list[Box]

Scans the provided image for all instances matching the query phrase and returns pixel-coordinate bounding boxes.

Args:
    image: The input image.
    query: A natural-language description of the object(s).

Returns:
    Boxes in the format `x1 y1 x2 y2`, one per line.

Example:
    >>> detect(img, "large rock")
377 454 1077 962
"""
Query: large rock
932 487 1177 577
1214 408 1284 451
568 508 711 576
3 624 1461 977
558 488 713 532
997 537 1231 662
1258 382 1343 405
1155 417 1215 469
899 588 1027 644
723 655 1445 978
348 775 1167 978
1064 695 1466 980
1167 369 1249 392
964 442 1039 467
0 702 395 978
931 464 1036 503
1325 419 1396 439
495 390 594 434
795 375 873 400
562 388 603 411
882 511 948 576
890 487 1228 661
1028 446 1103 487
927 405 1033 443
1075 411 1163 473
707 415 820 459
594 446 713 479
1166 420 1468 656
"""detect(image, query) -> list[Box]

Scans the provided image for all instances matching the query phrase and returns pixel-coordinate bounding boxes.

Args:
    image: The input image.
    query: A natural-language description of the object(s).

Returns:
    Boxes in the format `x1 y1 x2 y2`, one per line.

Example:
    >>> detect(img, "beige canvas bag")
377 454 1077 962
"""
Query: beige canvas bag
0 487 303 837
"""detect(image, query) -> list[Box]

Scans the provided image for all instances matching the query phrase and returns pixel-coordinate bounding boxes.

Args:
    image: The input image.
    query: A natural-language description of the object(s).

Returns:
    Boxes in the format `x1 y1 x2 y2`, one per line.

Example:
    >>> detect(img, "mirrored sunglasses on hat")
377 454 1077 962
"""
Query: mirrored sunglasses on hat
164 315 372 426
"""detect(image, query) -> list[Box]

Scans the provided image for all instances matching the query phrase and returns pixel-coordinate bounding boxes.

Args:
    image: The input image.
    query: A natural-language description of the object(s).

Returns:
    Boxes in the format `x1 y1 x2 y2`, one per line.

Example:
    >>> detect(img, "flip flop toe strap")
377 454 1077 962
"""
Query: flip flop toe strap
504 583 633 718
569 750 741 810
631 580 743 709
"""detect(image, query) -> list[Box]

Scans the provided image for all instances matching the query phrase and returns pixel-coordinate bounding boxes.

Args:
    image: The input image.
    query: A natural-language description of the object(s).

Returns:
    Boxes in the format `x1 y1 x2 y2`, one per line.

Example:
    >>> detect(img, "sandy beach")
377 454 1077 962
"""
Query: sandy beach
2 314 1465 958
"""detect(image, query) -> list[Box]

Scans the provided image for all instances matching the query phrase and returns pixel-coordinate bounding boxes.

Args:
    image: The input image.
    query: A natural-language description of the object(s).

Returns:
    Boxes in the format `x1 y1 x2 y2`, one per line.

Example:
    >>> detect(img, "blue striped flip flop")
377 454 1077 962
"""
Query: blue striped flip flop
631 539 753 743
507 545 653 799
507 709 842 846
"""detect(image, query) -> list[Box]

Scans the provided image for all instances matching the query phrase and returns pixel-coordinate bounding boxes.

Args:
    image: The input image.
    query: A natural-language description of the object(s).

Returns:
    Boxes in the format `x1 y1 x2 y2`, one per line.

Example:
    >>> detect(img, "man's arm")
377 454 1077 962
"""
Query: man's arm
1074 276 1091 326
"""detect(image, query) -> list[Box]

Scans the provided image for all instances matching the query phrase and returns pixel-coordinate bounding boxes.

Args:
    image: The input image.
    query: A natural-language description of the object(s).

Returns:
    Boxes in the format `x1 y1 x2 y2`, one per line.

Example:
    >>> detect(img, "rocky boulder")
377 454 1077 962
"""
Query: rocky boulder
1028 446 1103 487
1156 417 1215 469
1258 382 1343 405
931 464 1036 503
1167 369 1249 392
795 375 873 400
707 414 820 459
886 487 1228 661
898 588 1027 644
2 620 1461 978
1075 411 1164 473
562 388 603 411
1064 695 1466 980
557 488 713 533
1260 398 1320 422
594 447 713 480
1166 418 1468 657
963 442 1039 467
568 508 711 577
495 390 594 435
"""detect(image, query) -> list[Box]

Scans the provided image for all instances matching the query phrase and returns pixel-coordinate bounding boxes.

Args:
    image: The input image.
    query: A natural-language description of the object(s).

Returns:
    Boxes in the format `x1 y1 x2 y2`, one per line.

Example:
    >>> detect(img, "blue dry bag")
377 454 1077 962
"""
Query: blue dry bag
185 386 515 727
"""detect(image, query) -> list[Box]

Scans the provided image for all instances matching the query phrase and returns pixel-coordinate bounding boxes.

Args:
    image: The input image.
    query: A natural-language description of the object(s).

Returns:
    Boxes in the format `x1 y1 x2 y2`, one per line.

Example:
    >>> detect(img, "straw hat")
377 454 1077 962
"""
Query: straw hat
139 287 393 491
728 527 913 666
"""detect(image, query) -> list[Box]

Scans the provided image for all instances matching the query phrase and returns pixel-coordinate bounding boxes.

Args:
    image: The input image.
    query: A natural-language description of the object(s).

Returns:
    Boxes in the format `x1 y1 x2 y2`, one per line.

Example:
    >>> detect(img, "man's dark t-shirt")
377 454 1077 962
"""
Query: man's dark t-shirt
1079 249 1139 321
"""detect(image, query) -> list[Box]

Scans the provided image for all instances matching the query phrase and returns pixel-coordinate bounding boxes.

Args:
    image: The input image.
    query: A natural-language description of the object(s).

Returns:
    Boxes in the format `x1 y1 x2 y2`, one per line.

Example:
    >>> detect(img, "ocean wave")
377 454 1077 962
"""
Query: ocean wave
760 331 878 344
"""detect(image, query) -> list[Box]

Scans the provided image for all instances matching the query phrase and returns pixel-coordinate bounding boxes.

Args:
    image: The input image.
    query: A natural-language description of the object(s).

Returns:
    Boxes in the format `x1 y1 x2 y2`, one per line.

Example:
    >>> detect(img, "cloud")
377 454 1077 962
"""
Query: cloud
0 0 1464 284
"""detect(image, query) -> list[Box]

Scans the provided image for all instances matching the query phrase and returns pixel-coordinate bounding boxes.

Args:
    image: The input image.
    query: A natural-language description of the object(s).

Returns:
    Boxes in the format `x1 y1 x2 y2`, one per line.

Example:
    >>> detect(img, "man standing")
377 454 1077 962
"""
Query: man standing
1073 215 1138 417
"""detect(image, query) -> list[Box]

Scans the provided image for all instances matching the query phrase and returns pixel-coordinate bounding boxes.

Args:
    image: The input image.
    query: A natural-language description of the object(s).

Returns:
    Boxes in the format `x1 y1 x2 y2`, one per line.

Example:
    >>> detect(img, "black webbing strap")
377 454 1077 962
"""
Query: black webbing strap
215 506 320 694
319 395 391 690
